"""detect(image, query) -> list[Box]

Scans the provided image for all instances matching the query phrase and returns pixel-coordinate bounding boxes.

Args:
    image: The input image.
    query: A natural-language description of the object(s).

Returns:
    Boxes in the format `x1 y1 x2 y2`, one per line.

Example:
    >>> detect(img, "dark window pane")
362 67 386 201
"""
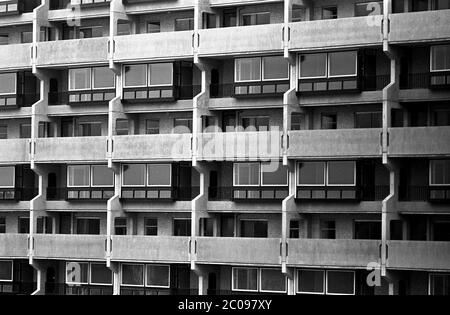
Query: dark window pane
322 6 337 19
297 270 324 294
327 271 355 295
321 114 337 129
173 219 191 236
146 265 170 287
147 21 160 33
354 221 381 240
91 264 112 285
320 220 336 239
240 220 268 238
122 264 144 286
145 218 158 236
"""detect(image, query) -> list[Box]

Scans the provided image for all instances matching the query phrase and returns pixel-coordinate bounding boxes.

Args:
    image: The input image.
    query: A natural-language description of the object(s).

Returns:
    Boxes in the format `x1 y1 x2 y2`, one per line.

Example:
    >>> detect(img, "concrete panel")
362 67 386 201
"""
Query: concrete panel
287 239 380 268
198 24 283 56
0 44 31 70
388 127 450 157
288 129 382 158
289 17 383 51
209 0 282 6
113 31 194 62
196 237 281 266
111 236 190 263
0 139 30 164
387 241 450 271
125 0 196 13
389 10 450 44
36 38 109 67
33 234 106 260
34 137 108 163
0 234 28 258
112 134 192 161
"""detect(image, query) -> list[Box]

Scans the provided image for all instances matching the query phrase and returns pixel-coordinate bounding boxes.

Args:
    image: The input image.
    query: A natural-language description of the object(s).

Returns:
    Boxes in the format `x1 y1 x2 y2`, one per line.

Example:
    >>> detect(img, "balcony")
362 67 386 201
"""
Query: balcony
197 131 282 161
399 186 450 203
32 234 106 260
36 38 109 67
0 234 28 258
121 186 198 201
110 236 190 263
0 44 31 70
197 24 283 57
288 17 383 51
48 90 115 106
387 241 450 271
113 31 194 63
0 188 37 202
34 137 108 163
111 134 192 161
388 127 450 157
287 129 382 158
0 139 30 163
389 10 450 44
195 237 281 265
286 239 381 268
400 72 450 90
208 186 288 201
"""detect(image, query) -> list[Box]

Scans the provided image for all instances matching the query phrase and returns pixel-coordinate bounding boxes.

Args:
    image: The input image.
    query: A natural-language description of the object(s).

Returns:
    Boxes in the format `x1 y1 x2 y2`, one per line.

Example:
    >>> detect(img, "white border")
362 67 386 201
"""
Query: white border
92 66 115 90
326 161 357 186
68 68 92 91
122 64 148 88
148 63 173 87
259 268 287 293
298 53 328 79
121 164 147 187
120 263 145 287
297 161 326 187
0 165 15 188
90 263 113 286
233 162 261 187
90 165 114 188
0 72 17 95
146 164 172 187
0 260 13 282
429 160 450 186
67 165 91 188
144 217 158 236
231 267 259 292
430 44 450 72
296 269 325 295
65 261 89 285
261 162 288 187
234 57 262 83
145 264 170 288
325 270 356 295
262 56 290 81
328 51 358 78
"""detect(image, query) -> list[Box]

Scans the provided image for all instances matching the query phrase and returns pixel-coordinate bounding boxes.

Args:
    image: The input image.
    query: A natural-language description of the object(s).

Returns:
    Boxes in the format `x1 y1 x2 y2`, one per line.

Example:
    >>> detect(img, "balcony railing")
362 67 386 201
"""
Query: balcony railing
0 282 36 296
122 85 201 103
296 186 360 201
0 188 38 201
120 287 198 296
0 93 40 109
120 186 199 201
210 82 289 98
297 77 360 94
46 187 114 201
45 283 112 296
400 72 450 90
361 74 391 91
76 0 111 7
48 90 115 106
399 186 450 203
208 186 289 201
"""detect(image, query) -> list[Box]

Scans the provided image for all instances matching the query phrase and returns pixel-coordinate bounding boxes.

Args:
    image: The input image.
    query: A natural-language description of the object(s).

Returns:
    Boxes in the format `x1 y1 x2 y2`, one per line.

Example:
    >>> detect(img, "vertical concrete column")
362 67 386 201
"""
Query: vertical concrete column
109 262 121 295
194 0 214 54
109 0 129 69
30 260 46 295
32 1 50 71
281 161 296 275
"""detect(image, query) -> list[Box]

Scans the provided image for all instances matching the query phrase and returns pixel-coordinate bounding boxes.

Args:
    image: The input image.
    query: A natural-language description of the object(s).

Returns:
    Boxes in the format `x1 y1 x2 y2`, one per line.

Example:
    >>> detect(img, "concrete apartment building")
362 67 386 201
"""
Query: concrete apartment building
0 0 449 295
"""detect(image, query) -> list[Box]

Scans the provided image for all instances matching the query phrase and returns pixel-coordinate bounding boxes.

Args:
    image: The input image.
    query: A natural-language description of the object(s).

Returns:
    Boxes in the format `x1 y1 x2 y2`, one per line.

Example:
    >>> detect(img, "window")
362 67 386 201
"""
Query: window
117 22 131 36
354 221 381 240
299 53 327 78
0 34 8 45
147 21 160 33
200 218 214 237
21 31 33 44
115 119 129 136
355 112 382 128
261 163 288 186
36 217 53 234
260 269 286 293
173 118 192 134
145 119 160 135
146 265 170 288
292 6 306 22
122 164 146 186
18 217 29 234
124 65 147 87
433 109 450 126
235 58 261 82
431 45 450 71
67 165 90 187
0 125 6 139
291 113 302 131
76 218 100 235
241 116 270 131
297 270 325 294
321 114 337 129
234 163 260 186
173 219 191 236
320 220 336 239
298 162 326 186
0 261 13 282
114 218 127 235
0 217 5 233
432 221 450 241
322 6 337 19
69 68 91 91
232 268 258 292
0 166 14 188
326 271 355 295
80 26 103 38
262 56 289 81
430 160 450 185
433 0 450 10
147 164 171 186
144 218 158 236
175 18 194 31
327 161 356 186
412 0 429 11
328 51 358 77
242 12 270 26
91 165 114 187
90 263 112 285
355 1 383 16
0 73 16 95
429 274 450 295
93 67 115 89
289 220 300 238
390 220 403 240
20 124 31 138
240 220 268 238
121 264 144 286
148 63 173 86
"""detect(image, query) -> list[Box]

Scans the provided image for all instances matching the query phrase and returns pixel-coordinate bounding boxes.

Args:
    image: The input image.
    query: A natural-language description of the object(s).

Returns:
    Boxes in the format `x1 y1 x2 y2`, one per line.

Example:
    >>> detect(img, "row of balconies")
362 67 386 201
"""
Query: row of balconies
1 9 449 69
2 233 449 271
1 127 449 164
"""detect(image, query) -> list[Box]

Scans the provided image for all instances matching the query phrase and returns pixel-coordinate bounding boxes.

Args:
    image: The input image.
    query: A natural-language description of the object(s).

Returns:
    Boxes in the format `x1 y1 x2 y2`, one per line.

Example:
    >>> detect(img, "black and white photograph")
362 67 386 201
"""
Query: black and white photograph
0 0 449 304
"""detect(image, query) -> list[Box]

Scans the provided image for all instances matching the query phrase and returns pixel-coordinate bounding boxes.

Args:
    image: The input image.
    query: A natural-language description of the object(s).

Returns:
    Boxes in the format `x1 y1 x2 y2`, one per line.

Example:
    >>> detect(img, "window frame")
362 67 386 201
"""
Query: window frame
144 217 158 236
430 45 450 72
260 163 289 187
146 163 172 187
68 68 92 91
145 264 170 288
92 66 115 90
67 165 91 188
0 72 17 95
428 273 450 295
298 51 358 79
148 63 174 87
259 268 287 293
89 263 113 286
121 164 147 187
261 56 290 81
298 53 328 79
325 270 356 296
0 260 13 282
326 161 357 187
429 160 450 186
241 12 271 26
90 165 114 188
122 64 148 88
296 269 326 295
327 51 358 78
297 162 327 187
120 263 145 287
234 57 262 83
233 162 261 187
231 267 259 293
0 166 15 188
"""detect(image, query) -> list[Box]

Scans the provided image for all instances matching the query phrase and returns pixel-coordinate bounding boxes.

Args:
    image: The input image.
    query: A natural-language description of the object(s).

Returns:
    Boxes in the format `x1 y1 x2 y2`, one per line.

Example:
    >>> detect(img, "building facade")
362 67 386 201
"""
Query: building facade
0 0 449 295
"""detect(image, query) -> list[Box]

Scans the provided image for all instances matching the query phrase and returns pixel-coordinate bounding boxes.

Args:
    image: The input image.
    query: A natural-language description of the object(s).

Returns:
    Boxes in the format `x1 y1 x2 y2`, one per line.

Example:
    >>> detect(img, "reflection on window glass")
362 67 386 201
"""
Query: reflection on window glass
121 264 144 286
149 63 173 86
175 18 194 31
123 164 146 186
298 162 325 186
0 166 14 187
147 21 160 33
261 163 288 186
322 6 337 19
297 270 324 294
147 164 171 186
146 265 170 288
299 54 327 78
355 1 383 16
430 160 450 185
69 68 91 90
328 51 357 77
431 45 450 71
68 165 90 187
242 12 270 26
66 262 89 284
327 161 355 186
91 165 114 187
263 56 289 80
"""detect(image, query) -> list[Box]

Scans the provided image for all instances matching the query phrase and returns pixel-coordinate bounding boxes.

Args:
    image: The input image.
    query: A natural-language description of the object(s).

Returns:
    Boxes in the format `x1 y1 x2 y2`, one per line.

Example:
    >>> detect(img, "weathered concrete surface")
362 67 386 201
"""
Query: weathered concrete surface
0 44 32 70
0 234 28 258
388 127 450 157
0 139 30 164
34 137 108 162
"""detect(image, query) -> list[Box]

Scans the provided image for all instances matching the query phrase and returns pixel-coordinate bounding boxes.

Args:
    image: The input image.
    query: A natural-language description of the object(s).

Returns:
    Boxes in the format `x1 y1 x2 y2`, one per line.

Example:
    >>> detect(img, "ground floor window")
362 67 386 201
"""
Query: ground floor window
429 274 450 295
297 269 355 295
232 267 286 293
